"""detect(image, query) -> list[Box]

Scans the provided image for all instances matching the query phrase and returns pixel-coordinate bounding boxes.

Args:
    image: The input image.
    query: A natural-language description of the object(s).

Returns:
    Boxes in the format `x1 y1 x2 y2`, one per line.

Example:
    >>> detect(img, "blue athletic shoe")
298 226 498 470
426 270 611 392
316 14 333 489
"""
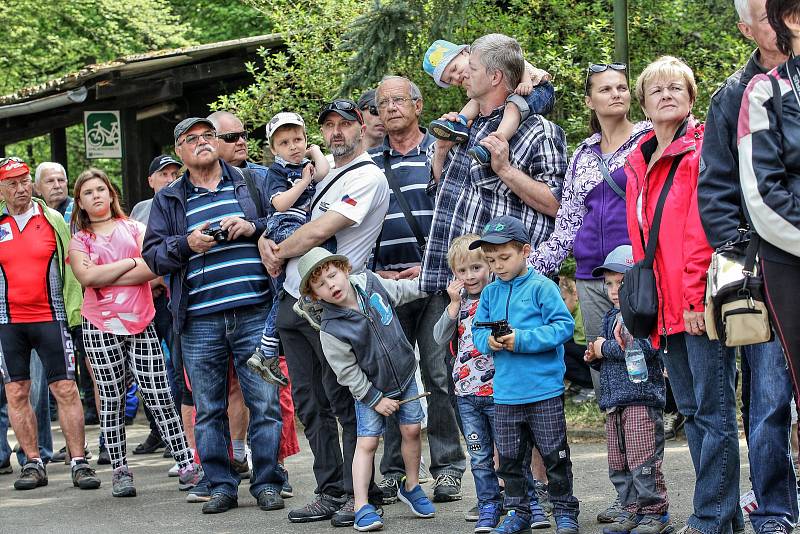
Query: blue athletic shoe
491 510 532 534
354 504 384 531
397 477 435 518
468 144 491 166
475 502 502 533
555 515 580 534
429 115 469 143
529 500 550 529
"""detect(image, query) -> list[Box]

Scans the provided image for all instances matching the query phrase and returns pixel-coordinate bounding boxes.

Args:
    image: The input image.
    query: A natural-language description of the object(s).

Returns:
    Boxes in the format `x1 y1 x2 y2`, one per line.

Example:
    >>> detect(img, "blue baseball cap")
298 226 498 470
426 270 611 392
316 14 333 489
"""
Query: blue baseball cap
591 245 634 277
468 215 530 249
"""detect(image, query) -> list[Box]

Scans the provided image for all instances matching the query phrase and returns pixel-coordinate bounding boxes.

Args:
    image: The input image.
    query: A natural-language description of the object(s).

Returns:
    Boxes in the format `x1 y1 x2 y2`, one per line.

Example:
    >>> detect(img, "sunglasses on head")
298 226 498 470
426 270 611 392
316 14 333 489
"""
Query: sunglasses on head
0 156 25 167
217 131 248 144
584 63 628 94
319 99 363 123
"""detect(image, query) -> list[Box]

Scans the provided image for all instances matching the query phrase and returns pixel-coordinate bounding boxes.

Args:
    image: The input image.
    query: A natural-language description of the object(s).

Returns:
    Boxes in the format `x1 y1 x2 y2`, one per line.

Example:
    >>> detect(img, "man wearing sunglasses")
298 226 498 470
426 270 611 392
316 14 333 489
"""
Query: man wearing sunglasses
260 98 389 526
357 89 385 151
143 118 284 515
207 111 269 179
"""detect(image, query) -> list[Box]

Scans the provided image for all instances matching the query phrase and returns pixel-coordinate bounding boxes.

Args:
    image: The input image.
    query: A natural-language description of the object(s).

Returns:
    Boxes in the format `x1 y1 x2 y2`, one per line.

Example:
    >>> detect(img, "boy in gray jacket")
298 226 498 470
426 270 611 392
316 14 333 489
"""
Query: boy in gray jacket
297 247 435 532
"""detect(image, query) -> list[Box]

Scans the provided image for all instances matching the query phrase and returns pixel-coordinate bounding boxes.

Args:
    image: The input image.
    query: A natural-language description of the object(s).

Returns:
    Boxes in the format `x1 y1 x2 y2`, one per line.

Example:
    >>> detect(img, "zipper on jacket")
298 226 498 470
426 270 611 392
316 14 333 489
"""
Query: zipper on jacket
504 282 514 321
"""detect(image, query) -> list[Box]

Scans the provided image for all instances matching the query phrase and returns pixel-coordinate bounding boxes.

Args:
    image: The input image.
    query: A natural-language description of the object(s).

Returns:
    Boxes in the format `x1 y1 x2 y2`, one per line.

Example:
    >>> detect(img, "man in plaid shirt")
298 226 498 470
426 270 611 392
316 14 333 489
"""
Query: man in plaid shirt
421 33 566 294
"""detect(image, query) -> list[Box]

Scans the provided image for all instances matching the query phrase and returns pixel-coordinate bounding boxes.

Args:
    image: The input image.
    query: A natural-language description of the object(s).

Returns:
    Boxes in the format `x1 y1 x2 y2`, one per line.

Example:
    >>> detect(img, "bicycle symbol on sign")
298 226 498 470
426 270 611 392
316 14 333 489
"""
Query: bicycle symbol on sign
87 120 120 149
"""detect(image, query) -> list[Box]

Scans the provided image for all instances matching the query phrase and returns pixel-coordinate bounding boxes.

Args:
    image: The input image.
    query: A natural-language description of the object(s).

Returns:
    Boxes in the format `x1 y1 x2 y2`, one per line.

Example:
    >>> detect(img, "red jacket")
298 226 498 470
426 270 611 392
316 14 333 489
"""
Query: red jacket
624 117 711 348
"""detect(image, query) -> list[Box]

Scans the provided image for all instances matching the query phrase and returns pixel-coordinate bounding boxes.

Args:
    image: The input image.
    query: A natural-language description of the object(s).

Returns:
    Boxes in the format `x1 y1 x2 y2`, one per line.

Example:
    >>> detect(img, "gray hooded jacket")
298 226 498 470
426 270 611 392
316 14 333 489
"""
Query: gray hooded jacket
319 271 425 407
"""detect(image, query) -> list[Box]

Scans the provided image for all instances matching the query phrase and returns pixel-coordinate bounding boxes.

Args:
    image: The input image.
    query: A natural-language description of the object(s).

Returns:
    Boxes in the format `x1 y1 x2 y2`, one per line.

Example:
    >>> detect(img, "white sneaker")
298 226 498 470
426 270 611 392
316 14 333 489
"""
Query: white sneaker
167 463 179 477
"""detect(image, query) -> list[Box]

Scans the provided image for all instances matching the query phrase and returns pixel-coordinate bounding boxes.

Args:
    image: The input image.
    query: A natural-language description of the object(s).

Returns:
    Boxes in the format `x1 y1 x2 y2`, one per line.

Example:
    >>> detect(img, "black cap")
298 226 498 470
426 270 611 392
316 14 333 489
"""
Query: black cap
174 117 215 142
357 89 377 110
148 155 181 176
317 99 363 125
468 215 530 249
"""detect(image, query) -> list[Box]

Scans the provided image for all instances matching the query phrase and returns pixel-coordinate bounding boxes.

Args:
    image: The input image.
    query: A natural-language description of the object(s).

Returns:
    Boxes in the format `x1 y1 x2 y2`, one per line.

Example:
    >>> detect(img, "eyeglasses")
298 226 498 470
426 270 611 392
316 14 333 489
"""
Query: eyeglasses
217 131 248 143
376 96 417 109
177 131 217 146
585 63 627 95
361 105 379 117
0 156 25 167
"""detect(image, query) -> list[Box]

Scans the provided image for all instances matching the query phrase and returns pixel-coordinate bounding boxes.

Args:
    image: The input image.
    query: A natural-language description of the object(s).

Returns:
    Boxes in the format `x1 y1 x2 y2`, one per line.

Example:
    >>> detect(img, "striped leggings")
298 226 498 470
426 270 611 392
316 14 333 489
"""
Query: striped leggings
82 319 191 470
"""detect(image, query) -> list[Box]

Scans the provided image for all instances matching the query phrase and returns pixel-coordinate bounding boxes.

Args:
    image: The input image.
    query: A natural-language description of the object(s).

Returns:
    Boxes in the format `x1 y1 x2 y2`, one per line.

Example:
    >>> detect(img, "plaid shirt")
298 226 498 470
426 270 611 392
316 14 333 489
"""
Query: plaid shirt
419 106 567 292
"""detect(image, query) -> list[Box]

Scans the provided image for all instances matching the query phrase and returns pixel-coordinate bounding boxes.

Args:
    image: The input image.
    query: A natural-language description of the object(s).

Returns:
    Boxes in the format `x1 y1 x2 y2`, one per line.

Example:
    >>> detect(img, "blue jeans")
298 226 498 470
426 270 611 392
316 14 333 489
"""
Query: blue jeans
457 394 537 508
181 303 283 498
740 339 798 531
0 352 53 465
662 333 739 534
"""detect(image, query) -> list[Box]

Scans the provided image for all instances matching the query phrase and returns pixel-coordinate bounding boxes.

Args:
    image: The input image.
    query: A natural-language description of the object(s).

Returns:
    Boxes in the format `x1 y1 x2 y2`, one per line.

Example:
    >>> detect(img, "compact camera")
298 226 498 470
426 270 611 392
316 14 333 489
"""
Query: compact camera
202 226 229 242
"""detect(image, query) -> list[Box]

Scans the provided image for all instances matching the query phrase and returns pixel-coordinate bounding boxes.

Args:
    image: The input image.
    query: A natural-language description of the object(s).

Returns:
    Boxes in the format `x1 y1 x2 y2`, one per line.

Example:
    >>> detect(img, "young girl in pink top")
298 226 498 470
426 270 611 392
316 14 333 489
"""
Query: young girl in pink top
68 168 200 498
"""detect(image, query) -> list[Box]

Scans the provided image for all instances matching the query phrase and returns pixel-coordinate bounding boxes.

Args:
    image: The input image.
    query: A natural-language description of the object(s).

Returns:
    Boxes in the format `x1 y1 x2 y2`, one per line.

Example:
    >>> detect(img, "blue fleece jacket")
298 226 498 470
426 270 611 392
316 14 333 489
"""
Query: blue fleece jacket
472 266 574 405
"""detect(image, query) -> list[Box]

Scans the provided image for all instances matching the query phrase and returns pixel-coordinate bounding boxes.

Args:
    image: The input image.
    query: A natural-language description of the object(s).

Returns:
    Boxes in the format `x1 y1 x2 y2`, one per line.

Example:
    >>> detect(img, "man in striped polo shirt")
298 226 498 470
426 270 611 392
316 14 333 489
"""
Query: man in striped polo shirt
143 118 284 515
368 76 466 504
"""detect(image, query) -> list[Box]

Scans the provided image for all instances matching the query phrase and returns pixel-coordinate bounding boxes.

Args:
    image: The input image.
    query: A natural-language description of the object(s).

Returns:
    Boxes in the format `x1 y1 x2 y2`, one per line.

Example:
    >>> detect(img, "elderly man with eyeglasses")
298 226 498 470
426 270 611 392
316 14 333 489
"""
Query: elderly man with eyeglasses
142 118 284 515
0 157 100 492
259 99 389 526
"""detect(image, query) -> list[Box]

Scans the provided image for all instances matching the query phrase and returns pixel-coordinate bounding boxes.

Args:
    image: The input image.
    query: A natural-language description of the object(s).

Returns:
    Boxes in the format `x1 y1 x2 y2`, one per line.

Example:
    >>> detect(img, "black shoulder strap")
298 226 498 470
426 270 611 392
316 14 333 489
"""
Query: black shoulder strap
595 155 626 200
310 160 376 212
382 151 427 249
642 153 685 268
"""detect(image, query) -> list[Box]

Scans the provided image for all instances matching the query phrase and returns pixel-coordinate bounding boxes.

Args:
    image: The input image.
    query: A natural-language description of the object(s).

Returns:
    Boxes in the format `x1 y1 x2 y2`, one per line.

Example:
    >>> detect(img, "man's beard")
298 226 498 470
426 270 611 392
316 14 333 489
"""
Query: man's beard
328 135 361 158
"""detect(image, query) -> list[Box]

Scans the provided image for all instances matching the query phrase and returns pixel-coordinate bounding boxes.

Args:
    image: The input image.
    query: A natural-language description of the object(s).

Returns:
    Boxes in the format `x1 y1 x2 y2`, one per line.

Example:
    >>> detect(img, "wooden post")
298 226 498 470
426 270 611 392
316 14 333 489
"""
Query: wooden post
120 108 145 212
50 128 68 169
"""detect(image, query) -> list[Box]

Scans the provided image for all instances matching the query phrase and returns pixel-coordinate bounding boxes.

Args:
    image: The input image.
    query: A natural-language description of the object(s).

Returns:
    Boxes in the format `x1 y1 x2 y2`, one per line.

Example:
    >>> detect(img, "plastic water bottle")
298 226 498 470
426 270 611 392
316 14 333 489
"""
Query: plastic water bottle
619 315 648 383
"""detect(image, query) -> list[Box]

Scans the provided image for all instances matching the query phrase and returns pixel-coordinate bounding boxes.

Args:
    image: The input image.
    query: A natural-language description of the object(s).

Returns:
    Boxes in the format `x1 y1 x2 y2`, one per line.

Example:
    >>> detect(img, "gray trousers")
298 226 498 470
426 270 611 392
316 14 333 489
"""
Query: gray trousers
576 278 613 395
380 293 466 479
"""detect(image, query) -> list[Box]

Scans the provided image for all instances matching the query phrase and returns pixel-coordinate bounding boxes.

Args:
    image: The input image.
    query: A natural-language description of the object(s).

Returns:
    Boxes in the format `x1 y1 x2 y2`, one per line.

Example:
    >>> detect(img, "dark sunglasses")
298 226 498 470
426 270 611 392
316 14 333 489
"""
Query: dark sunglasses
217 131 248 143
584 63 628 95
361 105 379 117
319 99 363 123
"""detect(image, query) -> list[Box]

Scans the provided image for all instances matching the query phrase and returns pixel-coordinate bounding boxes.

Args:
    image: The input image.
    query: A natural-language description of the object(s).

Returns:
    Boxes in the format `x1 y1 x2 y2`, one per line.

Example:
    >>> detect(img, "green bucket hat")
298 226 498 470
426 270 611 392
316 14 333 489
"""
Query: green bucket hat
297 247 349 295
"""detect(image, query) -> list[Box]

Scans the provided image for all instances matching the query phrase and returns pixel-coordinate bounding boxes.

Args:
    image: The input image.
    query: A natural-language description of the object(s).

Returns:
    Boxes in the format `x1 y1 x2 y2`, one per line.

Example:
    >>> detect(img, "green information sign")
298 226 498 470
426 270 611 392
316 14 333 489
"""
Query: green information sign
84 111 122 159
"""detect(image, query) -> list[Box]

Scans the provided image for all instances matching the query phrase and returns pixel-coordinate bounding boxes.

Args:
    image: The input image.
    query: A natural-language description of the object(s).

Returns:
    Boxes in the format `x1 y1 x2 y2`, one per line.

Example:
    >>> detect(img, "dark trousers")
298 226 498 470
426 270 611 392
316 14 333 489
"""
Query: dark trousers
563 341 592 389
276 293 380 500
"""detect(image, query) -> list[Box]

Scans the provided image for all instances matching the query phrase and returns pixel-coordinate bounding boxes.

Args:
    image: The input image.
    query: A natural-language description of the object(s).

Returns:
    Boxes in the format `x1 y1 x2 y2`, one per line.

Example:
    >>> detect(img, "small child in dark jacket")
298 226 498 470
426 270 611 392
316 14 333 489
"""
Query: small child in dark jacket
584 245 671 534
297 247 435 532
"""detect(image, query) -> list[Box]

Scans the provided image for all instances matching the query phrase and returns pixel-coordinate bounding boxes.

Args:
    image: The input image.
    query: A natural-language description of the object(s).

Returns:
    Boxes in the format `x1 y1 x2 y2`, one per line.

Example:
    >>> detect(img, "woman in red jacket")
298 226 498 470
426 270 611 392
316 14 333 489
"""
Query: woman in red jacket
624 56 739 534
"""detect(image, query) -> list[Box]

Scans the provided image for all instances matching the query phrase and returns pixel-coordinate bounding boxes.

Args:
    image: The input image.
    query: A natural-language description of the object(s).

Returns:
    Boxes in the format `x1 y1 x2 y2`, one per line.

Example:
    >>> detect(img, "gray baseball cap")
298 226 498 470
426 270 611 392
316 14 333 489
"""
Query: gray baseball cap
174 117 215 142
469 215 530 249
591 245 634 277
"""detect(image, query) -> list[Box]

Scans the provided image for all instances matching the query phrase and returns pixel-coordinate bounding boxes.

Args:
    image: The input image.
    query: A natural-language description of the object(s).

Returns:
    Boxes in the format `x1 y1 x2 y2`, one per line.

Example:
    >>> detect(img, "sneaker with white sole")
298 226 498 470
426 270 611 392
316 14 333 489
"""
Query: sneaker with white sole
167 463 180 477
112 465 136 497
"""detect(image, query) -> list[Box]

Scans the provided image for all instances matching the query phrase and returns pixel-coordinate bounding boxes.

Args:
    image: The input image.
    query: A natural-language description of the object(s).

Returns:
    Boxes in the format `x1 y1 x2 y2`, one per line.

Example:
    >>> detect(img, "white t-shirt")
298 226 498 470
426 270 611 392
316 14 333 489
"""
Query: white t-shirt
283 151 389 298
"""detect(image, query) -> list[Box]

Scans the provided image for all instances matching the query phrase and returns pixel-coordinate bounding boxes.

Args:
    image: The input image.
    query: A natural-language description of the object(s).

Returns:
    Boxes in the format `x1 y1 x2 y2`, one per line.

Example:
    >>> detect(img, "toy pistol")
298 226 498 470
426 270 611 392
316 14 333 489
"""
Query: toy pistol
474 319 512 338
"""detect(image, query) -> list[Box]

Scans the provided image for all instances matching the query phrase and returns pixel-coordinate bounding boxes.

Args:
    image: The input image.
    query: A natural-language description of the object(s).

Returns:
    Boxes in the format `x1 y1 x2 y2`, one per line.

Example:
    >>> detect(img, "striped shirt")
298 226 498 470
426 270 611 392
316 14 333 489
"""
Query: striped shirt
419 107 568 292
369 130 436 271
184 169 269 316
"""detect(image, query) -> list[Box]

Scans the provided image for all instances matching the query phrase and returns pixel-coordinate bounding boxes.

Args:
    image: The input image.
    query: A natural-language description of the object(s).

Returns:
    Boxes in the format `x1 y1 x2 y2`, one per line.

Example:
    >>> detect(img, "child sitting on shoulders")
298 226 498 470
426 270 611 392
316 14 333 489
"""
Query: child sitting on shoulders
248 112 330 387
433 233 551 533
297 247 435 532
422 36 555 166
471 215 580 534
584 245 672 534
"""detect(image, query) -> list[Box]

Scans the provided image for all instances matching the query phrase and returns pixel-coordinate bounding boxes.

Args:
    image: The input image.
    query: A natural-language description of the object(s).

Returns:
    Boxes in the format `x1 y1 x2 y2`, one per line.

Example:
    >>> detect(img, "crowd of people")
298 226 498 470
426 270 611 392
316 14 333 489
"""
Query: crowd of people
1 1 800 533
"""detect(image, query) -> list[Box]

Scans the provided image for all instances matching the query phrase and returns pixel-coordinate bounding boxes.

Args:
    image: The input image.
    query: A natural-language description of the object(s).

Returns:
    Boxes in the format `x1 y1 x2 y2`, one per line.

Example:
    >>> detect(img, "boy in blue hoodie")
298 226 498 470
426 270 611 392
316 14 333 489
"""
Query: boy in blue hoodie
584 246 671 534
297 247 435 532
471 216 579 534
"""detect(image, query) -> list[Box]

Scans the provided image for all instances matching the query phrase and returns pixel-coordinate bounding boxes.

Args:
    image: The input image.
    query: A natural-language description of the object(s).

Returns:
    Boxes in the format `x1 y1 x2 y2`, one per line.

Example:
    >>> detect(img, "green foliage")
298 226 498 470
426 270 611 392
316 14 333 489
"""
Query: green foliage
230 0 753 154
171 0 270 43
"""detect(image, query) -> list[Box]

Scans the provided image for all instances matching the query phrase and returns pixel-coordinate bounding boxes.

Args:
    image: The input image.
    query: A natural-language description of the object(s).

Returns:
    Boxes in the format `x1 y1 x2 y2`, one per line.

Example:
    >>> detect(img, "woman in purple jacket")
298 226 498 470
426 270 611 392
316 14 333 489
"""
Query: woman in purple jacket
529 64 651 523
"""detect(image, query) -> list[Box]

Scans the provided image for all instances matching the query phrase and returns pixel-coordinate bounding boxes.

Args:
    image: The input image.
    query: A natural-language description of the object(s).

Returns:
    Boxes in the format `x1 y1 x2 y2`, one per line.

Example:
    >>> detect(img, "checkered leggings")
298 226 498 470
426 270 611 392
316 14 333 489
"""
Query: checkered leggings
82 319 191 470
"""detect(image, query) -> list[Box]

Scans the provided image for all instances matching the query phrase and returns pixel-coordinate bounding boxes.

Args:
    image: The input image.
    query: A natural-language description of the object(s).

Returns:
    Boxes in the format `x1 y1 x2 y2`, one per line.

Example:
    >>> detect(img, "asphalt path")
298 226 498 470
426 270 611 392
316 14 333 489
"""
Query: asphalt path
0 422 760 533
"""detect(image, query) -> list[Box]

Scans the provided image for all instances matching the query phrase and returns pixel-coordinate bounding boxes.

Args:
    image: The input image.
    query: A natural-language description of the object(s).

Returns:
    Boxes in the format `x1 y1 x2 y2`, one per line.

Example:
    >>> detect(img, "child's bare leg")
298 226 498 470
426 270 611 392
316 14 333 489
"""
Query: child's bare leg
531 446 548 482
354 436 379 510
400 423 422 489
496 102 522 141
459 99 481 125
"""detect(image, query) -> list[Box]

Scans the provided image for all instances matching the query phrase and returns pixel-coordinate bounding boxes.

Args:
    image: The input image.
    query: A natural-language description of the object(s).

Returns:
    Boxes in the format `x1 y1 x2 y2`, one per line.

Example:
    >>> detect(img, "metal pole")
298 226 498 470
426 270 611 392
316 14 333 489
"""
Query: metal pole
613 0 629 66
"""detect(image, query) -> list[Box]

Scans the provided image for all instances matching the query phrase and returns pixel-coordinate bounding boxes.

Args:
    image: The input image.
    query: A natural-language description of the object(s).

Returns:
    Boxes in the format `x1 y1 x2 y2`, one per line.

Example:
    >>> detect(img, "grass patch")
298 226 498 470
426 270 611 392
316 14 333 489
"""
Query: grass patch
564 397 605 430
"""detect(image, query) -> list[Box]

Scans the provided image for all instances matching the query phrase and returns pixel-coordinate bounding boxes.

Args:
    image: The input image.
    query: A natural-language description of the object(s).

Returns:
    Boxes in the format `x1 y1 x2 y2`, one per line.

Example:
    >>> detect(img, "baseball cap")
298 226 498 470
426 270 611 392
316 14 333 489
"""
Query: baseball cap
174 117 215 142
468 215 530 249
297 247 350 295
266 112 306 145
591 245 634 277
317 99 363 125
357 89 377 111
0 157 31 181
423 39 469 88
148 155 181 176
